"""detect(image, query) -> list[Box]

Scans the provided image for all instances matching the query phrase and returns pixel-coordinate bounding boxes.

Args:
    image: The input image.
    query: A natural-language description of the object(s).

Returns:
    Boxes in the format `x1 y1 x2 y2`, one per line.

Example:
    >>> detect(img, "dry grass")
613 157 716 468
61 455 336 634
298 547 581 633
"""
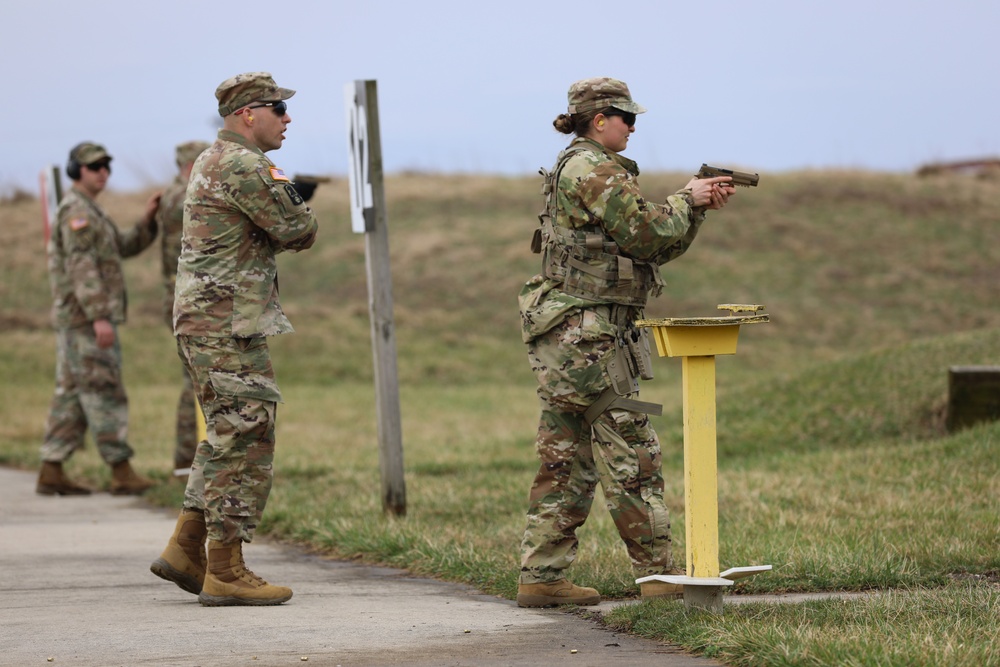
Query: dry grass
5 170 1000 367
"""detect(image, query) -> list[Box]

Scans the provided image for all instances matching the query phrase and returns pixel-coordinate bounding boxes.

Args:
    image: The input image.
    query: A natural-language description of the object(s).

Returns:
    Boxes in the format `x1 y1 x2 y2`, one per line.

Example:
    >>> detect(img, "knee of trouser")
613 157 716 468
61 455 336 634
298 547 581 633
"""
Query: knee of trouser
78 357 124 395
634 445 661 487
203 367 280 435
528 459 572 502
592 414 662 489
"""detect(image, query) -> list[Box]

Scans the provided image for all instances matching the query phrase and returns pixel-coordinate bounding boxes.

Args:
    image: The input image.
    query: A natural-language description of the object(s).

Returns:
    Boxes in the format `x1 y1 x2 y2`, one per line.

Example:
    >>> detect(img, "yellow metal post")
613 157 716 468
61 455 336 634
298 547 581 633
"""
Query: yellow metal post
682 355 720 579
195 398 207 444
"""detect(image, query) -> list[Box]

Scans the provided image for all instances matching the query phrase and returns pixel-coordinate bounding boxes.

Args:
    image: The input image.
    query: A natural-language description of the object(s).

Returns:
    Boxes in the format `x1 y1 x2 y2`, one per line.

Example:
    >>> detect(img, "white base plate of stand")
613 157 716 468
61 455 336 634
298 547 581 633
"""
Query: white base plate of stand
637 564 772 587
636 574 733 587
720 565 772 580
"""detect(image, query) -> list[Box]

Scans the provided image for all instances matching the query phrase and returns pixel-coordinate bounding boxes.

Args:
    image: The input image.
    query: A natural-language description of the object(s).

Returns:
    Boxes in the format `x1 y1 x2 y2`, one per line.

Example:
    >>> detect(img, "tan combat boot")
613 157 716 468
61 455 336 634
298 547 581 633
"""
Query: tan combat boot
516 579 601 607
150 509 208 595
109 460 154 495
36 461 92 496
199 540 293 606
640 567 685 599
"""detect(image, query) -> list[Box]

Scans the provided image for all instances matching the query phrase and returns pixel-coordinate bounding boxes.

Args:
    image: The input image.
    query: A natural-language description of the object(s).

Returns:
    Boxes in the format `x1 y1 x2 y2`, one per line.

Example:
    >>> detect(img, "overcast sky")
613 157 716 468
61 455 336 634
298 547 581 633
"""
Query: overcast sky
2 0 997 193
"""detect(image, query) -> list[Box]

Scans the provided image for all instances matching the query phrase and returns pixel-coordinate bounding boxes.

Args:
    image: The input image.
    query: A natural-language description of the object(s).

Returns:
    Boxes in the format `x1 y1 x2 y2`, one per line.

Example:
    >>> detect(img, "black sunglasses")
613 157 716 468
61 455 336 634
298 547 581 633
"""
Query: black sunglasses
604 109 637 127
85 160 112 174
246 100 288 116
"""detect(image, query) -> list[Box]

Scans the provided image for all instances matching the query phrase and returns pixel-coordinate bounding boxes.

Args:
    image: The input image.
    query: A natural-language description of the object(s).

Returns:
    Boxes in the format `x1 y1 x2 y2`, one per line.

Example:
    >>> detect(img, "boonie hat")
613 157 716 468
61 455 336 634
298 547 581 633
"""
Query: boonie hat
174 140 211 168
216 72 295 117
71 142 112 165
567 77 647 115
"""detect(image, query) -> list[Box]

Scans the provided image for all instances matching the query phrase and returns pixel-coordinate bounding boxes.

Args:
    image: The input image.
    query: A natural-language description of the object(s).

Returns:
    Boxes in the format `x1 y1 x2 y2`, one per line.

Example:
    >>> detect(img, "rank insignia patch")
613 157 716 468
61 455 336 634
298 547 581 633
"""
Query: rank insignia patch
284 183 304 206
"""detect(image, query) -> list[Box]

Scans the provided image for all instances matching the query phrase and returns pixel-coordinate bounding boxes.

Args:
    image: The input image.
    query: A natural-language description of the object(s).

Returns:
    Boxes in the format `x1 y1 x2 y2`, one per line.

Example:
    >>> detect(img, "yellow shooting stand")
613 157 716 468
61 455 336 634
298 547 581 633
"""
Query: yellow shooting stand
634 304 772 612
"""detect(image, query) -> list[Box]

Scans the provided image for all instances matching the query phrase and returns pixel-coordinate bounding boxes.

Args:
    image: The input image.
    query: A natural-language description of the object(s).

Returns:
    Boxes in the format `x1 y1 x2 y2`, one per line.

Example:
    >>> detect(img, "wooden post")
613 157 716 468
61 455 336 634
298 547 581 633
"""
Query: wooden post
947 366 1000 432
345 79 406 516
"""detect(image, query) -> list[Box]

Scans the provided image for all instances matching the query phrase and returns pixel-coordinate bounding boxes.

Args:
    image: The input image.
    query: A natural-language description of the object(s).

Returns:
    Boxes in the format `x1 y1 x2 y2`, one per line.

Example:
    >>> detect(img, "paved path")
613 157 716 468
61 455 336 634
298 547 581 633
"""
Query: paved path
0 467 721 667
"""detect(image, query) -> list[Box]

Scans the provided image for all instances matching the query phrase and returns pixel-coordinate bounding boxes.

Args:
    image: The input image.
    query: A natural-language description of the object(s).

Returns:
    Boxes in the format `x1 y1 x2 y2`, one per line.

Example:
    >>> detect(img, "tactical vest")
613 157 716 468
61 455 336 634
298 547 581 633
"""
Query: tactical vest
532 144 663 307
531 144 664 424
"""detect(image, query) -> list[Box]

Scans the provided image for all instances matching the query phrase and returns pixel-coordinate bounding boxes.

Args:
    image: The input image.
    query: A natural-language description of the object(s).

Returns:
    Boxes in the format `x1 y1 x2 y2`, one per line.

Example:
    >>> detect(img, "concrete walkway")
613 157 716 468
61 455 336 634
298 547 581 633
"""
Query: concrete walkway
0 467 721 667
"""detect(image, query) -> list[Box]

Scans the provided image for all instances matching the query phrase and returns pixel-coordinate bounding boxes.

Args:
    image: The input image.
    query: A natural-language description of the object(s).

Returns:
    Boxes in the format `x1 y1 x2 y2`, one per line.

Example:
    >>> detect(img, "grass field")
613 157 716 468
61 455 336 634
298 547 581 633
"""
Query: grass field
1 169 998 665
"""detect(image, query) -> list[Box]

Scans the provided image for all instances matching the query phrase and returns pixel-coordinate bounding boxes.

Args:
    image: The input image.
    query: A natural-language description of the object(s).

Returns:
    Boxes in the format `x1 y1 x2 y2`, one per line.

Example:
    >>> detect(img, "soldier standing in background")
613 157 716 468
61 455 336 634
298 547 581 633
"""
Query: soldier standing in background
38 142 160 496
150 72 318 606
516 78 736 607
157 140 211 478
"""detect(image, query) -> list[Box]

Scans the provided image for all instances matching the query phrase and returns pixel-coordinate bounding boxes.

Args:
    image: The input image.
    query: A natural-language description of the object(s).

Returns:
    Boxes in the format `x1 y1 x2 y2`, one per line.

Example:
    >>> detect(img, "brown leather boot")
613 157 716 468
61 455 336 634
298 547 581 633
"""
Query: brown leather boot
150 509 208 595
516 579 600 607
109 460 154 495
640 568 686 599
36 461 92 496
199 540 293 606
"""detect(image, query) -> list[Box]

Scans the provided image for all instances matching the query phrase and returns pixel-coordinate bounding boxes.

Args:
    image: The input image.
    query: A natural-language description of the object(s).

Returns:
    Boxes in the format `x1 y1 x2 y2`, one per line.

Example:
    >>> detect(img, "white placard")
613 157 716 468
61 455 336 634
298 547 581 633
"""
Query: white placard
344 81 374 234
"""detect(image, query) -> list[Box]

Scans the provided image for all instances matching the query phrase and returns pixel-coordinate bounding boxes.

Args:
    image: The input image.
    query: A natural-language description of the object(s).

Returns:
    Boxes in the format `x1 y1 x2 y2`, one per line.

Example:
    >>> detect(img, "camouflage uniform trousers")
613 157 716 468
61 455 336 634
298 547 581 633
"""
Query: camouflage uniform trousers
519 308 675 584
172 365 198 471
176 334 282 544
40 324 135 465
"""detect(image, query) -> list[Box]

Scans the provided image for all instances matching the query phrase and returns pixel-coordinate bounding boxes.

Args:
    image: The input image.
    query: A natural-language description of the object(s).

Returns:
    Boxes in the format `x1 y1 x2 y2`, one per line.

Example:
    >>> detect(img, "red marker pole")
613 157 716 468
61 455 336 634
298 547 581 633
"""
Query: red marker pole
38 165 62 245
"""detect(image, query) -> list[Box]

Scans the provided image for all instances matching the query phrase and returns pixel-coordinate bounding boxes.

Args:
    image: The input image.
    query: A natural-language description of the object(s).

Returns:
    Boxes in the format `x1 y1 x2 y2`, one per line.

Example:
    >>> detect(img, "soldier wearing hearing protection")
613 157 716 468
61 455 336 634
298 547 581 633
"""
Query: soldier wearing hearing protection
151 72 317 608
38 142 161 497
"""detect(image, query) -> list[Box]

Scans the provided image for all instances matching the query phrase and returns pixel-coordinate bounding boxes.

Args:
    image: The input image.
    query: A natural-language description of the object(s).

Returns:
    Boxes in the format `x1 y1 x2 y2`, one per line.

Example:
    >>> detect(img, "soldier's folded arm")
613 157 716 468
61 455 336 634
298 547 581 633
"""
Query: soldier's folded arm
245 166 319 253
254 211 318 252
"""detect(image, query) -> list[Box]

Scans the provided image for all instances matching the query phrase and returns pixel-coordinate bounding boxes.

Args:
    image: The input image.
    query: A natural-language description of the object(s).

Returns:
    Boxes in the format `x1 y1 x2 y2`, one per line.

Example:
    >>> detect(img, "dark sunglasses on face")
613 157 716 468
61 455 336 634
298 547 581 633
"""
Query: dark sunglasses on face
604 110 637 127
238 100 288 116
85 160 111 174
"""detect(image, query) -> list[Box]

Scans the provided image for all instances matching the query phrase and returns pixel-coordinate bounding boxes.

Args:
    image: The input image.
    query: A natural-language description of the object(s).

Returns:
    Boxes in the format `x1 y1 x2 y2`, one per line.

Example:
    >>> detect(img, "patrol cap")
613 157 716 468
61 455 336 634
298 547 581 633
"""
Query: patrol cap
174 140 211 168
71 142 112 165
215 72 295 117
566 77 647 115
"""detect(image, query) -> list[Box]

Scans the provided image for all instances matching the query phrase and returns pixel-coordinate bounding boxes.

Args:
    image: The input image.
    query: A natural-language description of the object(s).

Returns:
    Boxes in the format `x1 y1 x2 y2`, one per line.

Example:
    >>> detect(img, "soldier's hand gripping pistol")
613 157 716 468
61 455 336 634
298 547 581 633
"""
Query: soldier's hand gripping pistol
697 164 759 187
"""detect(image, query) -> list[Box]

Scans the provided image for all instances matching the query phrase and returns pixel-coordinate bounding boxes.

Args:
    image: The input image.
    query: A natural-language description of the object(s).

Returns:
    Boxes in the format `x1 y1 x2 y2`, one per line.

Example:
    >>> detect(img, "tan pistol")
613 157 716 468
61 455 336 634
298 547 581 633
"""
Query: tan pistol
697 164 759 187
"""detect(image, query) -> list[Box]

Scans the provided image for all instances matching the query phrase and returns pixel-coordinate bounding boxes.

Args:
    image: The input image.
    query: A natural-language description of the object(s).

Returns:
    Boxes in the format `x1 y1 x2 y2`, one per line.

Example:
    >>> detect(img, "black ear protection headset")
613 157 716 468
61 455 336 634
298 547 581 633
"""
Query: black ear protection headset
66 143 111 181
66 143 86 181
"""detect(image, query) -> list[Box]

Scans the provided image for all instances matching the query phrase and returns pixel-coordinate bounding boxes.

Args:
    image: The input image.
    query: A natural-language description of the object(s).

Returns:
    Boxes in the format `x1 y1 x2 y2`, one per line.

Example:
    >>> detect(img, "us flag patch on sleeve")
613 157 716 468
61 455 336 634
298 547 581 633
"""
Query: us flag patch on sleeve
270 167 290 182
70 218 89 231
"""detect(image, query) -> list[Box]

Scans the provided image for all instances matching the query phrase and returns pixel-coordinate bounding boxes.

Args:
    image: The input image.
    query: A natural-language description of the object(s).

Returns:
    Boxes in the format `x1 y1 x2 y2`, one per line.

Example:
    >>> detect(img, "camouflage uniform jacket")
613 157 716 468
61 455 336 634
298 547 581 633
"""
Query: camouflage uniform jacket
157 173 186 327
173 129 318 337
520 137 706 343
47 187 157 329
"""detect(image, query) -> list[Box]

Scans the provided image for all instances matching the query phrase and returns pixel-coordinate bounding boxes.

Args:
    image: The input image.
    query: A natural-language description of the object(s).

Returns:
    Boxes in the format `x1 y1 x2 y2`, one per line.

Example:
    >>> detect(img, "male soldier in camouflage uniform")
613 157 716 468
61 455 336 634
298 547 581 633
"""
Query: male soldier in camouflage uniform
38 142 160 496
150 72 318 607
156 140 211 478
516 78 735 607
